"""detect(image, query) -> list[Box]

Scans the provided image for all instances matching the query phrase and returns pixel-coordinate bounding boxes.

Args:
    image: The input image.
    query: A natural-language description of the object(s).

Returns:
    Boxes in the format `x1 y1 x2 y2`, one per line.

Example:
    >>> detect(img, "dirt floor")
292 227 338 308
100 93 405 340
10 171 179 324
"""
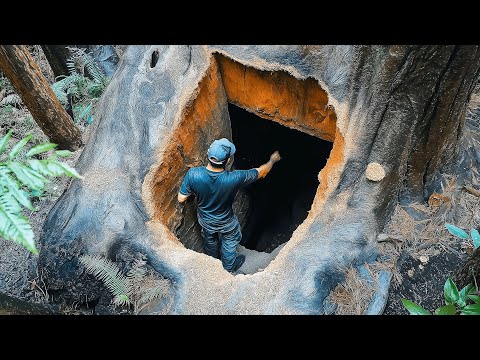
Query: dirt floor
327 176 479 314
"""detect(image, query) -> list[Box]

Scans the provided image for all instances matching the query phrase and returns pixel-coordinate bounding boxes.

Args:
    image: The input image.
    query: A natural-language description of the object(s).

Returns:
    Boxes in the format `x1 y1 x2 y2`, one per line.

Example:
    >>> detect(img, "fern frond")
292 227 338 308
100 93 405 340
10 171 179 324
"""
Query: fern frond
9 162 47 190
79 255 130 305
0 192 36 254
0 130 13 153
126 257 147 298
127 257 147 282
82 53 101 80
9 134 32 159
0 94 22 107
0 172 33 210
137 283 168 307
113 294 130 307
66 58 77 76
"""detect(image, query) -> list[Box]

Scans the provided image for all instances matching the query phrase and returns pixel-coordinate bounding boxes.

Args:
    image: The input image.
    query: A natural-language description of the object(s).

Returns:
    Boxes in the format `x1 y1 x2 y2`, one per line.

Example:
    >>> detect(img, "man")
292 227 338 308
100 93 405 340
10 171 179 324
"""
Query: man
178 138 281 273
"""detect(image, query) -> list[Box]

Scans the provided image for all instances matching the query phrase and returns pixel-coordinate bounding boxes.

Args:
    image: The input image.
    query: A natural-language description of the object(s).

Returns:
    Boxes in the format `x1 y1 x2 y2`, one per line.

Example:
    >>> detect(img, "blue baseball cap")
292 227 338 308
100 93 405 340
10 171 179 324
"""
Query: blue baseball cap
207 138 236 165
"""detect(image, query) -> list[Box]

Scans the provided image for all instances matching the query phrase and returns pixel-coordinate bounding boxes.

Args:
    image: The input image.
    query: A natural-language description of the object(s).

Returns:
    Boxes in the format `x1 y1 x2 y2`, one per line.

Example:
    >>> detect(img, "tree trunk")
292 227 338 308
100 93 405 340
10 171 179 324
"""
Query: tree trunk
37 46 480 314
40 45 70 80
0 45 83 150
453 247 480 289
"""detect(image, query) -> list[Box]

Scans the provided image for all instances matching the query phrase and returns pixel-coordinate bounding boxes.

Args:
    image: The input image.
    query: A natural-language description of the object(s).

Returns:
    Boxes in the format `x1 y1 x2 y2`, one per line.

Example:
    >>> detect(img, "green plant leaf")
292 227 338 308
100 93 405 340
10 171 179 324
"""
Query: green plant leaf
55 150 73 157
468 295 480 304
471 229 480 249
458 283 475 308
9 163 46 190
401 299 431 315
26 143 57 157
113 294 130 307
0 194 37 254
30 189 43 197
0 129 13 153
45 161 67 177
8 134 32 159
2 173 33 211
27 159 55 177
445 223 469 240
434 304 456 315
460 304 480 315
79 255 130 306
53 161 83 179
79 102 92 119
444 278 460 305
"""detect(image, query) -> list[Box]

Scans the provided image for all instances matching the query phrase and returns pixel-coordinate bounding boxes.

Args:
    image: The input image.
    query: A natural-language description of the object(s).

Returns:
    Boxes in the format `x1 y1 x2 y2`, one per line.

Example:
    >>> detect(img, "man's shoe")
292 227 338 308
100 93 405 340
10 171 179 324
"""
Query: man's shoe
230 254 245 273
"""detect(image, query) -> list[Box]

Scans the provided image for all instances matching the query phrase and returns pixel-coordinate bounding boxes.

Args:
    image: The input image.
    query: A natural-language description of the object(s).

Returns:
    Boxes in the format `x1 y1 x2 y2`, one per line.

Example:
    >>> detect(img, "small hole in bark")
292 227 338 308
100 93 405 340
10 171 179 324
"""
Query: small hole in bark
150 50 159 68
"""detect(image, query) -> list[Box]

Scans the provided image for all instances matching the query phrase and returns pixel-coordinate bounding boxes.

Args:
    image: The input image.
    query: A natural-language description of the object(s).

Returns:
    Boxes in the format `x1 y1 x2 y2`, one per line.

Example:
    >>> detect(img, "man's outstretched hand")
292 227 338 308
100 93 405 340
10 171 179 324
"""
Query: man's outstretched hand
270 151 281 163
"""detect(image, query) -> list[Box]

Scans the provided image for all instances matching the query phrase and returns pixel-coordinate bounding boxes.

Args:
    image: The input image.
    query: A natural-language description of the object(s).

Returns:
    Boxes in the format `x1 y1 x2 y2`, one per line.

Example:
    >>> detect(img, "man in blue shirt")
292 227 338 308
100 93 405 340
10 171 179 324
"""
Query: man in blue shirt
178 138 281 273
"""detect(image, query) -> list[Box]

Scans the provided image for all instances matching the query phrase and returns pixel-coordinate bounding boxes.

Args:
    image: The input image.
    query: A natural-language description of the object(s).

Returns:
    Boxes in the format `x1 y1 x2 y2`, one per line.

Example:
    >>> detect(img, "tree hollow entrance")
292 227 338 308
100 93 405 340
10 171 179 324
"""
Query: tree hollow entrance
230 103 333 252
148 54 338 262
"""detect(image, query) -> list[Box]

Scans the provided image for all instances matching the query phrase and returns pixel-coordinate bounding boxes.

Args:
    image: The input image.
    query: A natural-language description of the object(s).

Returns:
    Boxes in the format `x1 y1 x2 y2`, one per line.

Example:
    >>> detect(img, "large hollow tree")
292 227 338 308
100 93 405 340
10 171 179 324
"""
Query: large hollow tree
0 45 83 150
37 45 480 314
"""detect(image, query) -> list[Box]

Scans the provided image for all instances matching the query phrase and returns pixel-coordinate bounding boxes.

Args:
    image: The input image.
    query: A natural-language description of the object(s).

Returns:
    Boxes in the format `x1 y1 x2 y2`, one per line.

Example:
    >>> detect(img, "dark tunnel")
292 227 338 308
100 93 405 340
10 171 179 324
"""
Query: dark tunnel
229 103 333 253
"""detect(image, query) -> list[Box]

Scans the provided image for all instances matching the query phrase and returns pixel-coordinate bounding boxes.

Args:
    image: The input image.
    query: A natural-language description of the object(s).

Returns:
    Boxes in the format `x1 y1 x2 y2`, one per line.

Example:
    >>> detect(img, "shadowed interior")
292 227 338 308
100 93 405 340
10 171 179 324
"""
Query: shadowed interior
229 103 333 252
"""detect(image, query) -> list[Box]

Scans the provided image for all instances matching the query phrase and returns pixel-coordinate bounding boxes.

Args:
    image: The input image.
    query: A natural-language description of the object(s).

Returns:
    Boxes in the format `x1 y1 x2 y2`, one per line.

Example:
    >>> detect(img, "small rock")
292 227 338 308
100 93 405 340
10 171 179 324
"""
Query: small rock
419 255 429 264
377 233 404 243
418 264 424 270
407 269 415 278
366 162 386 182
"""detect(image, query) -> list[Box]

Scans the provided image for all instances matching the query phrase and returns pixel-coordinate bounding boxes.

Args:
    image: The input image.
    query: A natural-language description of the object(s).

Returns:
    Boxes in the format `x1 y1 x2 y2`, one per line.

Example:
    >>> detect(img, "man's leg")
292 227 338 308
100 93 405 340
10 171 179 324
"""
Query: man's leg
219 221 243 272
201 226 220 259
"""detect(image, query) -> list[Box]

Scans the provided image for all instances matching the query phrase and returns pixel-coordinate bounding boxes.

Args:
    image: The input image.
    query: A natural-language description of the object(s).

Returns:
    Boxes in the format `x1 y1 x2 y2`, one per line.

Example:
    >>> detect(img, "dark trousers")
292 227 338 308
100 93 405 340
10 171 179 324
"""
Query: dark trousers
201 220 242 272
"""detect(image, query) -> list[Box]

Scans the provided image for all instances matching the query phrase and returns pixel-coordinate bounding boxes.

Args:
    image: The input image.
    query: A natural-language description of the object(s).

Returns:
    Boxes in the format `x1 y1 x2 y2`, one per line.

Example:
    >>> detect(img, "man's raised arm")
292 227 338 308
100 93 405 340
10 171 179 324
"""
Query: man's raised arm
256 151 281 179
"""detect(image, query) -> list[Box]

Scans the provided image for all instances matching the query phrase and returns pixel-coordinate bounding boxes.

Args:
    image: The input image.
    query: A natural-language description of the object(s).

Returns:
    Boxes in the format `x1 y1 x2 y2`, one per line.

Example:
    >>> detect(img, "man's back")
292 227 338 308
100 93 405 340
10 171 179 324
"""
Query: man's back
179 166 258 231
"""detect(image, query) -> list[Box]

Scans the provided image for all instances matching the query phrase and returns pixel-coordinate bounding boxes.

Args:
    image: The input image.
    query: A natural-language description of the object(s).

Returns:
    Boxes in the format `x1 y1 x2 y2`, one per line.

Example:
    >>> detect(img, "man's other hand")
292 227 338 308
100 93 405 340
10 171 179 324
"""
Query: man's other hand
270 151 281 163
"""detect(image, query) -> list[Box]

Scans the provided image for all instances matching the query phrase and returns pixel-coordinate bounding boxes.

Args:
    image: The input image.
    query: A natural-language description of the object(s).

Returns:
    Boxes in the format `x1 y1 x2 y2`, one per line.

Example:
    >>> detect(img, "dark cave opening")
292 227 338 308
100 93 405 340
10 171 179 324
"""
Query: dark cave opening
229 103 333 253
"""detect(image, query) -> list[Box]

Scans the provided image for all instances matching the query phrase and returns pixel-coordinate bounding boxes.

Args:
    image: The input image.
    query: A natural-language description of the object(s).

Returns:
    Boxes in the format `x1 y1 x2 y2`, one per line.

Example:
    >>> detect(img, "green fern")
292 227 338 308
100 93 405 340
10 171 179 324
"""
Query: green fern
79 254 168 314
0 130 82 254
0 94 22 107
51 47 109 125
79 254 130 306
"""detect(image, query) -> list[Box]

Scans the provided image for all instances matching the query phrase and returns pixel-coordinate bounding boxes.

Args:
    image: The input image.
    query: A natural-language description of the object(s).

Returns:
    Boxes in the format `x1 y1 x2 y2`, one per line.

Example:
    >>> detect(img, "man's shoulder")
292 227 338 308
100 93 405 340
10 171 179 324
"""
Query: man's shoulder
188 166 206 174
186 166 207 179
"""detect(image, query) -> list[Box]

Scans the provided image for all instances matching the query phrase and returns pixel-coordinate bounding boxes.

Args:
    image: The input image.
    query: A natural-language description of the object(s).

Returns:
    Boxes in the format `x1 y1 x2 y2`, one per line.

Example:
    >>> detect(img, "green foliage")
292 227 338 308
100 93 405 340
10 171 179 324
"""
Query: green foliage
0 94 22 107
445 223 469 239
444 278 459 305
79 254 129 306
0 130 82 254
434 304 456 315
401 299 431 315
445 223 480 249
79 254 168 314
471 229 480 249
402 278 479 315
51 48 109 125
